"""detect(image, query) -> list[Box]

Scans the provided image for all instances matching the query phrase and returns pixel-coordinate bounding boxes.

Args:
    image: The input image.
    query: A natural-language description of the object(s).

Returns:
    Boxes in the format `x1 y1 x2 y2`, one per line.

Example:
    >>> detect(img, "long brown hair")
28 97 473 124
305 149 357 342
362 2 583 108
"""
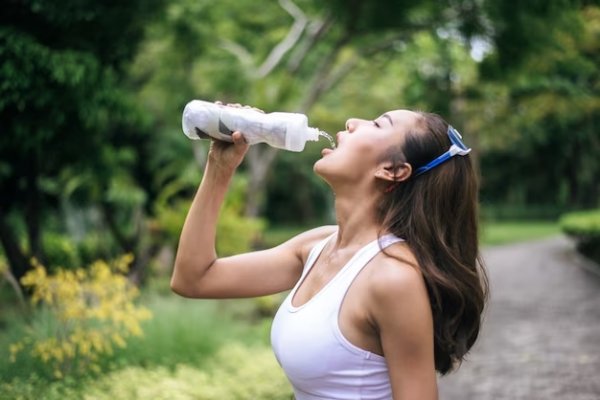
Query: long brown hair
377 112 488 375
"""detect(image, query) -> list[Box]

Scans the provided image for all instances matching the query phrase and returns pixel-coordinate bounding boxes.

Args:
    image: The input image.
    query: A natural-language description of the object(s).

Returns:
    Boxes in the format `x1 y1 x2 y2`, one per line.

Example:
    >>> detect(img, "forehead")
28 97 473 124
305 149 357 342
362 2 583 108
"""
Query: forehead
383 110 422 130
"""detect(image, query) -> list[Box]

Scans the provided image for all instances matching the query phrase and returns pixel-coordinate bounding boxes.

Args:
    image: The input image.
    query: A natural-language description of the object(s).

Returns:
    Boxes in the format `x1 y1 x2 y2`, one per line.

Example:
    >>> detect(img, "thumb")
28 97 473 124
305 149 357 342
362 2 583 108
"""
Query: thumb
231 131 249 151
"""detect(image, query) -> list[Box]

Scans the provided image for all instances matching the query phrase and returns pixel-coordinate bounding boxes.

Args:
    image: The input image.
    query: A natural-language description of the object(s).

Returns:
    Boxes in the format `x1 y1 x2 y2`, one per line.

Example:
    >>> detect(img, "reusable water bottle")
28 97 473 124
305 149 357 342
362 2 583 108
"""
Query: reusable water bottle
182 100 322 152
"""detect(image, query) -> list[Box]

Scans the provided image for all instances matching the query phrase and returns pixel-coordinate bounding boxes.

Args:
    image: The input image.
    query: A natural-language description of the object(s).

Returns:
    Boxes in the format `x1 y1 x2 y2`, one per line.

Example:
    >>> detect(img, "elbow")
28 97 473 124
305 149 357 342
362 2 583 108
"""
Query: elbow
171 258 215 298
170 277 190 297
170 279 191 298
170 261 197 298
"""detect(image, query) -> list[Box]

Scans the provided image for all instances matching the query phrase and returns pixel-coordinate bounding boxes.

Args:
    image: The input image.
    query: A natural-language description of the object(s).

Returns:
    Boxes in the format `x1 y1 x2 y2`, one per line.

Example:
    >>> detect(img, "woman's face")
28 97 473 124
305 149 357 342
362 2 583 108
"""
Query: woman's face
314 109 422 185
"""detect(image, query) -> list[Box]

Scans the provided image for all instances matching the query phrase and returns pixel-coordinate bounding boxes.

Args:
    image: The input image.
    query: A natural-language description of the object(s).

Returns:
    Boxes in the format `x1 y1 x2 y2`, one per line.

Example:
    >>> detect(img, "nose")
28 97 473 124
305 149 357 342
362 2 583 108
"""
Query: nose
345 118 359 132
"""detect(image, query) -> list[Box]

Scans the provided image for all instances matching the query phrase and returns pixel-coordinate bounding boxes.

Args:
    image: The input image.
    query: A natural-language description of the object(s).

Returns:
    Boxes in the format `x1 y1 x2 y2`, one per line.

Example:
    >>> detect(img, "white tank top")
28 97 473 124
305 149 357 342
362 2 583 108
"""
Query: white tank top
271 233 404 400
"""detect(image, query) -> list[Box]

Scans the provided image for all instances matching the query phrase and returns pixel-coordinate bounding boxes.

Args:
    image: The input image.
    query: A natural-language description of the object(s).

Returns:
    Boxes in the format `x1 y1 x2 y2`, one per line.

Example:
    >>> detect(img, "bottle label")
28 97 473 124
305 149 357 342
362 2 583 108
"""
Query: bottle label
219 119 234 136
220 111 287 147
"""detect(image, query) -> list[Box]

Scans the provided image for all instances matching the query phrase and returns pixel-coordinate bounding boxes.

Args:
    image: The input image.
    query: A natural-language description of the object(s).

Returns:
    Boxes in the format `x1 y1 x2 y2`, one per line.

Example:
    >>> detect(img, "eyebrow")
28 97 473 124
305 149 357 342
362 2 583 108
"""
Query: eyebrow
381 114 394 126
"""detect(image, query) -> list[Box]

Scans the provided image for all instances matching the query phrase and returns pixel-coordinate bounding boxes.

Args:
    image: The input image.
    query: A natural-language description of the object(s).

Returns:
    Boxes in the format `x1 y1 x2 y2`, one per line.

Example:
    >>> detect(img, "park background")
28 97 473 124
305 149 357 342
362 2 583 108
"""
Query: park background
1 0 598 398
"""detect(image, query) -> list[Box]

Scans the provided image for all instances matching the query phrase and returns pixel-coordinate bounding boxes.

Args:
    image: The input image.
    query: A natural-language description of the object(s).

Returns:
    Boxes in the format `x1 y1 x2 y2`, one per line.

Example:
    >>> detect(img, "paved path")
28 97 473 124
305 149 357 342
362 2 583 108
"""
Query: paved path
438 236 600 400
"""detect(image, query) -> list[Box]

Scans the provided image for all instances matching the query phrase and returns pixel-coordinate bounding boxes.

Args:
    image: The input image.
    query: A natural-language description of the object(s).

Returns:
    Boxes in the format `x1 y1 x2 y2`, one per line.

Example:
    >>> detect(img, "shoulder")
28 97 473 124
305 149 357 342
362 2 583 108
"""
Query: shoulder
279 225 337 263
365 244 432 328
369 254 425 302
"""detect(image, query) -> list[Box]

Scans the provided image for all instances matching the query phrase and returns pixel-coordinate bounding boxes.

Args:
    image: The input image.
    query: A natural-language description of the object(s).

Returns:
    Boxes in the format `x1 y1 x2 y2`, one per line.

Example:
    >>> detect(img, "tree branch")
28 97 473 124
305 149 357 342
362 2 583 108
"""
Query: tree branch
219 38 255 69
319 33 407 96
287 14 334 74
256 0 308 78
299 31 353 113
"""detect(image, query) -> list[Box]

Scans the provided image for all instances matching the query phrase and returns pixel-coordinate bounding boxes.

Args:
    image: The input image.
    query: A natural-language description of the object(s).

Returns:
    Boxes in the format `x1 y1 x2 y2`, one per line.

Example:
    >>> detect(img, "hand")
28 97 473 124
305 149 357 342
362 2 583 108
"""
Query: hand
207 131 249 173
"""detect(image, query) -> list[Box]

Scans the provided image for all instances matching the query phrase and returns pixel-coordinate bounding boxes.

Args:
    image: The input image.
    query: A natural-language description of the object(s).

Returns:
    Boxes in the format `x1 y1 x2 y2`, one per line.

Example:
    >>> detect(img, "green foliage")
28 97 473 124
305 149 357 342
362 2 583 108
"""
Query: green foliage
10 255 152 379
216 175 266 255
0 0 167 283
483 0 579 72
42 233 81 271
1 344 291 400
113 294 270 369
560 209 600 264
474 5 600 210
154 174 265 256
480 220 560 246
259 225 312 249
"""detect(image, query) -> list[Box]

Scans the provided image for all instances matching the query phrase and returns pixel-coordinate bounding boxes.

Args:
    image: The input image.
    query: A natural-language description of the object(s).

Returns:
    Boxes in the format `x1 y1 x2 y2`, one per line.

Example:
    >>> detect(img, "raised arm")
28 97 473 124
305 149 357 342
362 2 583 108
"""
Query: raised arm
171 131 334 298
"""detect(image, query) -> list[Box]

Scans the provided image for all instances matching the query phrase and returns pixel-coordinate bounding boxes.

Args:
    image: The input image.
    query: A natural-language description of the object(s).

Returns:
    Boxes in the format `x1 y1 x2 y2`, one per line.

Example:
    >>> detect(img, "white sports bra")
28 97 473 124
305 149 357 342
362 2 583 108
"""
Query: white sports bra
271 233 404 400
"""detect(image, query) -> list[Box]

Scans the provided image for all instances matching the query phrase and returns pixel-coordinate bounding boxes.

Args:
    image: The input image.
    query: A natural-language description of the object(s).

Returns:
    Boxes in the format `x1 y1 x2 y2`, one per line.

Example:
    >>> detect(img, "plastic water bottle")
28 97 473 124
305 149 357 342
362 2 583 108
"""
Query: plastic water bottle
182 100 323 152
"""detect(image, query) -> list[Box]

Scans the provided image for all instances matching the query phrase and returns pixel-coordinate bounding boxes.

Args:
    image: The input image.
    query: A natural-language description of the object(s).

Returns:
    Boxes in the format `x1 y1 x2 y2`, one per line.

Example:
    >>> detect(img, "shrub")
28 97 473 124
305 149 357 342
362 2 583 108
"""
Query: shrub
9 255 152 379
43 232 81 271
1 344 292 400
560 209 600 264
86 343 291 400
153 174 265 256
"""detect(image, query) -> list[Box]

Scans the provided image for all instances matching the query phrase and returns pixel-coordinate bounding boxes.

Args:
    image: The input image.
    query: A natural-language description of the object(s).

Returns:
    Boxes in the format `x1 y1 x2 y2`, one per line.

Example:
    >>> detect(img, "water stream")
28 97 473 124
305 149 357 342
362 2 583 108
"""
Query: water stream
318 131 336 149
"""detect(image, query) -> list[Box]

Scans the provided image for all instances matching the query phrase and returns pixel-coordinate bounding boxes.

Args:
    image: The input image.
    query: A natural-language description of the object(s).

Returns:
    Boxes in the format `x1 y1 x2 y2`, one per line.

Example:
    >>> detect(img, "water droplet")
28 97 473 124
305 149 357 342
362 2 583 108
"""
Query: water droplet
318 131 336 149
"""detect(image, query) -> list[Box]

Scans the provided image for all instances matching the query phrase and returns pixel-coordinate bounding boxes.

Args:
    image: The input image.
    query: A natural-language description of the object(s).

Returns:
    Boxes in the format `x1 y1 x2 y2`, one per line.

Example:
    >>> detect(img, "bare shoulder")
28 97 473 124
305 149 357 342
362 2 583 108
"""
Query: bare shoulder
279 225 337 263
366 242 431 319
364 243 434 349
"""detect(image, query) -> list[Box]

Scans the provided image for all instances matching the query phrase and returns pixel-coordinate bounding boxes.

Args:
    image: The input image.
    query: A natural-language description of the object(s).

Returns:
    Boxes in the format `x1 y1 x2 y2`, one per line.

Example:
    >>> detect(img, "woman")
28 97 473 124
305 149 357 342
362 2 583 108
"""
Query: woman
171 108 488 400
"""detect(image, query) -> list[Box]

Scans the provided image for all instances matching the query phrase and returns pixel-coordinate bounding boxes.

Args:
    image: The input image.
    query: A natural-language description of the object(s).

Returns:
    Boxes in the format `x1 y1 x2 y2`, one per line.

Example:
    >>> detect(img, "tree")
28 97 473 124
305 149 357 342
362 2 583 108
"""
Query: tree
470 3 600 212
0 0 165 284
131 0 496 218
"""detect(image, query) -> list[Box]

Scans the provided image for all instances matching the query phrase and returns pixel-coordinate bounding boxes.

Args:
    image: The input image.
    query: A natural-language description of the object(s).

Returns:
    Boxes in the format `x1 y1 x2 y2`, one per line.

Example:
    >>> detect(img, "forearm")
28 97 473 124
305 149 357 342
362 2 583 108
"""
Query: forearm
171 160 234 292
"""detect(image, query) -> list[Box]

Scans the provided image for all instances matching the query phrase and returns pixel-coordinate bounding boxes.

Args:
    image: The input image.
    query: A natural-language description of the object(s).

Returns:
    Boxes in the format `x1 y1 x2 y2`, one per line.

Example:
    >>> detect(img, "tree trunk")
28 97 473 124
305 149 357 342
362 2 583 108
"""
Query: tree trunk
243 32 353 218
0 209 30 285
101 201 154 286
25 156 44 264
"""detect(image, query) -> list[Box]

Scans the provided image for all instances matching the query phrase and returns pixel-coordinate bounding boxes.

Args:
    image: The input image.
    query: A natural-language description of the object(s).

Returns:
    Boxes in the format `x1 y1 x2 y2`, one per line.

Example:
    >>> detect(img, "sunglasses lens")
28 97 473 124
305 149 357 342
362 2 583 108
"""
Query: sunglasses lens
449 126 468 151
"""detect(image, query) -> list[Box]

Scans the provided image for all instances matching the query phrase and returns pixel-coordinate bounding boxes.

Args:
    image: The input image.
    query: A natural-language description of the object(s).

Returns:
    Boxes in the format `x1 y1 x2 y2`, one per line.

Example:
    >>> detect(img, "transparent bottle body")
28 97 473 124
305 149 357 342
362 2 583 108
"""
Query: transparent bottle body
182 100 318 152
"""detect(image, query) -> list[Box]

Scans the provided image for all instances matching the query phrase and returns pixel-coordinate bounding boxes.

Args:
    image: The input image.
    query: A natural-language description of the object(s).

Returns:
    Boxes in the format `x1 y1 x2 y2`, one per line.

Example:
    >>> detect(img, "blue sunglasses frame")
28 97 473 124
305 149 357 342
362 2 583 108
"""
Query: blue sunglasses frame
413 126 471 177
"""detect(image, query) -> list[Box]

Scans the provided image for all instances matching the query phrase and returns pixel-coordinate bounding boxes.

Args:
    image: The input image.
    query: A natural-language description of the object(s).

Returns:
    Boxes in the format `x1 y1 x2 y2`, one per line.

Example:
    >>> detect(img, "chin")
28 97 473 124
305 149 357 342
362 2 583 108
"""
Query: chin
313 158 335 187
313 158 326 176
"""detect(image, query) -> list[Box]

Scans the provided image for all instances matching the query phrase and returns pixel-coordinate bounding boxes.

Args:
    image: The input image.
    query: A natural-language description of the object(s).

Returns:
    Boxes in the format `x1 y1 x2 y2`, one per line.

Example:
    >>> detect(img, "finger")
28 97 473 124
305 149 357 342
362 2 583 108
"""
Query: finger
231 131 248 145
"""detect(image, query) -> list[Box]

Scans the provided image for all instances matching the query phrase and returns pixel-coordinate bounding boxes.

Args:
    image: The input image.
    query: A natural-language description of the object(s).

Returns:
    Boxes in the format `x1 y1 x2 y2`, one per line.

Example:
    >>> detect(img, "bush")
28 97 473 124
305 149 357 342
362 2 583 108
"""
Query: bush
1 344 291 400
10 255 152 379
88 344 291 400
153 174 264 257
43 232 81 271
560 209 600 264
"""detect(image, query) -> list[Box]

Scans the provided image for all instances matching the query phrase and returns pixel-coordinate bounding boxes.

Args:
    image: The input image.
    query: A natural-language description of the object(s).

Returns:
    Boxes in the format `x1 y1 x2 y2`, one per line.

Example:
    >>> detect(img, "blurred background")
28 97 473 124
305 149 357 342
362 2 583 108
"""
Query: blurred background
1 0 598 398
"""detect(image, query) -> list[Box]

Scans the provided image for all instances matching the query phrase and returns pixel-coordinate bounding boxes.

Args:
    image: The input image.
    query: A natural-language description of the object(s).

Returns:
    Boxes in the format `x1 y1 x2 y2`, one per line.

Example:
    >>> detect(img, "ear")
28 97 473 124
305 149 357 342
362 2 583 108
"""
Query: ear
374 161 412 182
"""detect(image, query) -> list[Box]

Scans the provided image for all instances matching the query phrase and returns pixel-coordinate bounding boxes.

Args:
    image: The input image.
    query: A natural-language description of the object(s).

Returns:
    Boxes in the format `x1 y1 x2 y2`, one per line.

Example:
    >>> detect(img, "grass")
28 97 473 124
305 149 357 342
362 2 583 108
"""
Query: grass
0 281 272 384
110 292 271 369
261 220 561 248
480 220 561 245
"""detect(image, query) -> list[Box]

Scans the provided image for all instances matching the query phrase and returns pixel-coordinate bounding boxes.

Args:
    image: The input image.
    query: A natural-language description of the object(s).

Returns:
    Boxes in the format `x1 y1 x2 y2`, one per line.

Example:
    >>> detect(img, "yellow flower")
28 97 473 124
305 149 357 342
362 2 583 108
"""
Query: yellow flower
10 255 153 378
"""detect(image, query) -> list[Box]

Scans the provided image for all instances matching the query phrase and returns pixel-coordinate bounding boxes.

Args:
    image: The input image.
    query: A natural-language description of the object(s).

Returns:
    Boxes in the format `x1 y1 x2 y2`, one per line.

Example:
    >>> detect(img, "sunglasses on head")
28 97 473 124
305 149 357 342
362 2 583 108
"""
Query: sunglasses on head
413 126 471 177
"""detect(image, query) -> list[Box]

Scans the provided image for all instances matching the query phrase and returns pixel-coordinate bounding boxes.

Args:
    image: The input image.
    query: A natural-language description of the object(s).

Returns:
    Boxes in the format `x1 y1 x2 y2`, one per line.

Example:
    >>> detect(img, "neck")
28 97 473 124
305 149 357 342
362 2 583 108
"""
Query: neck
332 183 382 249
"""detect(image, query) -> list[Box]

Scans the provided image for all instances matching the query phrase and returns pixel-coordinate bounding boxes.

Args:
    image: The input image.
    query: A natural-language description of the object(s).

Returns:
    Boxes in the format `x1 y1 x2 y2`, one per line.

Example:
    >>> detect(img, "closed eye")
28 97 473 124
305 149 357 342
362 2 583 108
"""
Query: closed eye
372 120 381 128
